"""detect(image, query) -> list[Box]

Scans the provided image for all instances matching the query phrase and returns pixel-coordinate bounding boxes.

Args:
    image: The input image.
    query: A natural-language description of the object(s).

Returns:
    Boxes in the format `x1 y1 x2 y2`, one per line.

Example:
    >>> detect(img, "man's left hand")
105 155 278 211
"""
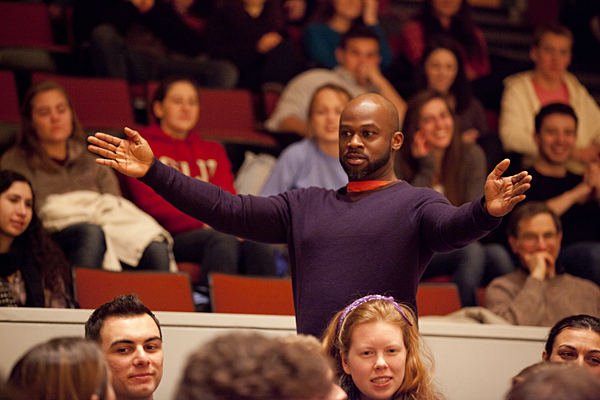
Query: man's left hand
484 159 532 217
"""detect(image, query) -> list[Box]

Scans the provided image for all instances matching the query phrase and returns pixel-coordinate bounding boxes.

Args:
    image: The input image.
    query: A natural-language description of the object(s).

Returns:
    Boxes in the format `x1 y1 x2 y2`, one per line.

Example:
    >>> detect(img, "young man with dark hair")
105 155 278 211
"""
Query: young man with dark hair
265 25 406 137
85 294 163 400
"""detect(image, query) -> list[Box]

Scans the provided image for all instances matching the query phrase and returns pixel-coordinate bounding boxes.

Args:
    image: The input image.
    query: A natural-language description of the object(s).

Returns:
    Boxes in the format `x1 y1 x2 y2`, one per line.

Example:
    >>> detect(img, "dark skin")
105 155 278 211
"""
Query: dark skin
339 94 403 182
87 93 532 218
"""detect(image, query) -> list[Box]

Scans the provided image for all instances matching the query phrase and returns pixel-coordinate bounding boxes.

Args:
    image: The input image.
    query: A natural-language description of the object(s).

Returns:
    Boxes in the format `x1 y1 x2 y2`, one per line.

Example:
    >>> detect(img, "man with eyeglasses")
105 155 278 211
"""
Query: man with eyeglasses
485 201 600 327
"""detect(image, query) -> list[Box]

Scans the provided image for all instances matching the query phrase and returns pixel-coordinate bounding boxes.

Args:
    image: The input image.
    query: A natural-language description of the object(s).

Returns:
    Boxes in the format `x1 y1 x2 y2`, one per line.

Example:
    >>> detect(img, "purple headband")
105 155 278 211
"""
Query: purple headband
337 295 413 333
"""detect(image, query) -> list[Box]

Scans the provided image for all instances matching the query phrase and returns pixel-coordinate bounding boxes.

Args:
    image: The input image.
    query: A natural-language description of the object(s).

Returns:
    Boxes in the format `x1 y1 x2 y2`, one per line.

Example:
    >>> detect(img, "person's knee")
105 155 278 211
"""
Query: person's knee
68 223 106 251
55 223 106 268
198 58 239 89
138 241 171 271
214 60 239 89
90 23 122 46
207 231 240 252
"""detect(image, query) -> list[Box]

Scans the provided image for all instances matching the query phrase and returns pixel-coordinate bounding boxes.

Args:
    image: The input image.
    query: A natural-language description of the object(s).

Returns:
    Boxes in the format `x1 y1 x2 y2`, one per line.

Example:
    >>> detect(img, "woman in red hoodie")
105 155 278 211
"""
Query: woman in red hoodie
125 76 277 306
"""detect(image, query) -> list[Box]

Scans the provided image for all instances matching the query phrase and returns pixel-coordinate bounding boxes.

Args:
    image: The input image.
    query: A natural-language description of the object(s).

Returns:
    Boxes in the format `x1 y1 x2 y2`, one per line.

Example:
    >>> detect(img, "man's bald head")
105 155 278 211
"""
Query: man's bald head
341 93 400 134
338 93 403 182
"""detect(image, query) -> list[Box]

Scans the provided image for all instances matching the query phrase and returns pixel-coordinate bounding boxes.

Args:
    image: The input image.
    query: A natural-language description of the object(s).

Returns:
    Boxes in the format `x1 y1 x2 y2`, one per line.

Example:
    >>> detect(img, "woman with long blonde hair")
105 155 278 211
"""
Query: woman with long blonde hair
322 295 443 400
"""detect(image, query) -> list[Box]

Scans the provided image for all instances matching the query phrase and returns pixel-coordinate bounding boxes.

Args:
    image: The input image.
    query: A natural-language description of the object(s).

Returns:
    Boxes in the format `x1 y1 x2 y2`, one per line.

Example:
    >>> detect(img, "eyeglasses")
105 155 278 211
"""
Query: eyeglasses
518 231 559 245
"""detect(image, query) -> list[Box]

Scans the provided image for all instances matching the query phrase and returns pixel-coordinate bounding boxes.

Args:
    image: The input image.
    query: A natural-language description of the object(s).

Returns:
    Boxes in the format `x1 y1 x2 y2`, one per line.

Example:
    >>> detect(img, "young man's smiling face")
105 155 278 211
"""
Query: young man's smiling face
99 314 163 400
535 113 577 166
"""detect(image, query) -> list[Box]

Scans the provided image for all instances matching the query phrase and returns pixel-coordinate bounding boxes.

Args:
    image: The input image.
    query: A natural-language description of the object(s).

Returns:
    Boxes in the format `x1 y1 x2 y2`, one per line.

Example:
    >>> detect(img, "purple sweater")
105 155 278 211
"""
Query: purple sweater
141 159 501 337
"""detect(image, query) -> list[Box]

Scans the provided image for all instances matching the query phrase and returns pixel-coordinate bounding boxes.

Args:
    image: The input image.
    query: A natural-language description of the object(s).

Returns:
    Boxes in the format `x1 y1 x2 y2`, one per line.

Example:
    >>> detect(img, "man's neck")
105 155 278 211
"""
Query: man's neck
119 394 153 400
438 15 452 30
533 159 567 178
245 3 264 18
328 16 352 33
337 66 369 89
532 71 564 91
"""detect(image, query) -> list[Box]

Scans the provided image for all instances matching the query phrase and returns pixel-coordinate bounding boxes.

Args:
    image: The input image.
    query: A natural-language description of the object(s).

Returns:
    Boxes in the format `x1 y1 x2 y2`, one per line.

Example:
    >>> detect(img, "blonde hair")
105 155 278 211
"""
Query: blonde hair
322 298 442 400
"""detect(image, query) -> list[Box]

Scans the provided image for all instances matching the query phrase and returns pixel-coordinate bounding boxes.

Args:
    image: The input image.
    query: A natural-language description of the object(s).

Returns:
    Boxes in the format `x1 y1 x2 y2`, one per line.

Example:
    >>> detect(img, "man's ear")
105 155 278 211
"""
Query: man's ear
508 236 518 254
392 131 404 151
335 48 344 65
542 349 549 361
533 132 540 146
529 46 538 64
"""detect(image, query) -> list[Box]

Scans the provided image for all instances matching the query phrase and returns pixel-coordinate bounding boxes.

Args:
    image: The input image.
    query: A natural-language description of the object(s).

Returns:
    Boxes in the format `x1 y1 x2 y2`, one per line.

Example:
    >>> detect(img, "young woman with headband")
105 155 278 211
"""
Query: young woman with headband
322 295 443 400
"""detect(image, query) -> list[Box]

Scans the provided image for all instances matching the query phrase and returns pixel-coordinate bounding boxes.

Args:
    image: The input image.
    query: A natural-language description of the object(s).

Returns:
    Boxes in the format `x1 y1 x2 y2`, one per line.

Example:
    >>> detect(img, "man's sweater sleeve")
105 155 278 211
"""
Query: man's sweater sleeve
139 159 290 243
417 193 501 253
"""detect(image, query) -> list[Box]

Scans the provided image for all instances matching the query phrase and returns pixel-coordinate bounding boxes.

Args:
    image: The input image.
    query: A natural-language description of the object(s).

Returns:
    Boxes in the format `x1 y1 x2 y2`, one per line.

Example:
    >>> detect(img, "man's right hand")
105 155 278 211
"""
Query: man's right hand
524 251 555 281
87 127 154 178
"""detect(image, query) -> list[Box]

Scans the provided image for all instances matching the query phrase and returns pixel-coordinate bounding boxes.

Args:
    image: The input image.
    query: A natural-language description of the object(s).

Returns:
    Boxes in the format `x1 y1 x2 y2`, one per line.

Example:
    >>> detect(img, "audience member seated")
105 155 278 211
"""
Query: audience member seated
7 337 116 400
0 80 174 272
396 89 513 307
506 362 600 400
0 170 73 308
72 0 237 88
203 0 304 92
123 76 277 304
486 202 600 326
498 24 600 172
322 294 443 400
85 294 163 400
398 0 490 81
260 84 350 196
542 314 600 377
522 103 600 288
265 25 406 137
302 0 392 69
175 332 347 400
417 37 488 144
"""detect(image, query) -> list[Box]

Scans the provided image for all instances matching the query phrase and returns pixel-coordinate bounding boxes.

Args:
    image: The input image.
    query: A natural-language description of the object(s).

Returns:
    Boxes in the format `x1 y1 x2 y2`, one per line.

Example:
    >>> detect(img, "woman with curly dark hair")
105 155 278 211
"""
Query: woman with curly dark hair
0 170 73 307
399 0 490 81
